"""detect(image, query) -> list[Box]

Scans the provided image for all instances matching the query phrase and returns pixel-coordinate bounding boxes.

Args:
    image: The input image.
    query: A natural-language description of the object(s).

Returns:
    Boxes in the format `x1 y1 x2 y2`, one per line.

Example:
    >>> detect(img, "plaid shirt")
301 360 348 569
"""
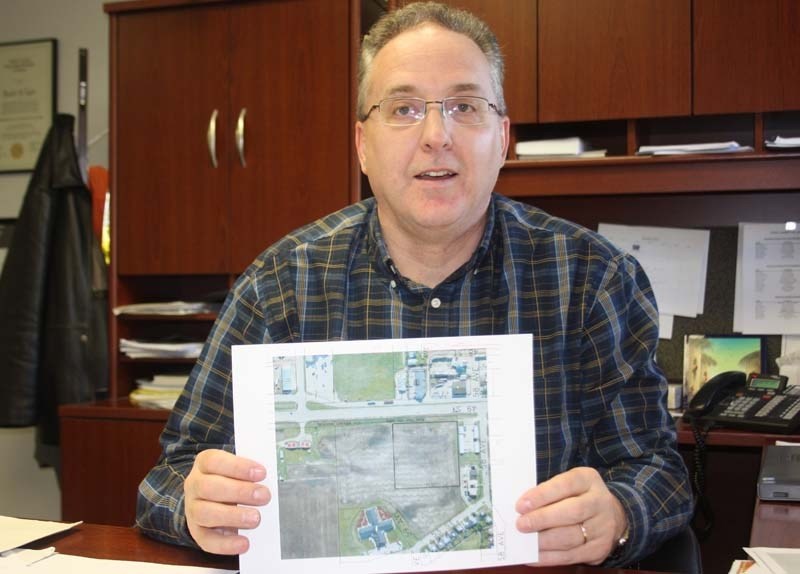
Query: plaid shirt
137 194 692 565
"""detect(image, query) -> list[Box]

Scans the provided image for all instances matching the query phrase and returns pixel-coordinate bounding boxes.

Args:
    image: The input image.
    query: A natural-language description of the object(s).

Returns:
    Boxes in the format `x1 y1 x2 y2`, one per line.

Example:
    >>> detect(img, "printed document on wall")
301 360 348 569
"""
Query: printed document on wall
734 223 800 334
232 335 537 574
597 223 709 319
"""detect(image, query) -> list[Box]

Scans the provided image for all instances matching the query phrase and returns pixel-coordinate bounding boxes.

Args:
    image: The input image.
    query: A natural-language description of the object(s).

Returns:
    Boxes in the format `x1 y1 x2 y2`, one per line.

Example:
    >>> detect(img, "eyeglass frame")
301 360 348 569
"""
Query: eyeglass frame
361 95 503 125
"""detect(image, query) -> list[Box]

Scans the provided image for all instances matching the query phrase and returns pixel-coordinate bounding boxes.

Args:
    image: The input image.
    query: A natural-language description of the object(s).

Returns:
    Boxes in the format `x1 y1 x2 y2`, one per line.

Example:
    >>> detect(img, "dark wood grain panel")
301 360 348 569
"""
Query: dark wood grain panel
61 405 166 525
114 5 230 274
228 0 353 272
397 0 538 124
539 0 691 122
751 501 800 548
497 154 800 198
694 0 800 114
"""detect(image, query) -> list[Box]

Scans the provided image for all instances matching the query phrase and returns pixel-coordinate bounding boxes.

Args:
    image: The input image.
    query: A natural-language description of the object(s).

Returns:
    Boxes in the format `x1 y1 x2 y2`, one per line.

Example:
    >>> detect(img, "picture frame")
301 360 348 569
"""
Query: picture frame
0 38 57 173
682 334 765 407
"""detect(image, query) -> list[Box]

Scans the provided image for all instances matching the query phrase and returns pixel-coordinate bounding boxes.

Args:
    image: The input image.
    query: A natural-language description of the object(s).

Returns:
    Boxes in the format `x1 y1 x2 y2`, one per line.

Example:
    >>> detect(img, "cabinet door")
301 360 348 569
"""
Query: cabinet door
694 0 800 114
539 0 691 122
396 0 537 124
115 6 230 274
228 0 353 272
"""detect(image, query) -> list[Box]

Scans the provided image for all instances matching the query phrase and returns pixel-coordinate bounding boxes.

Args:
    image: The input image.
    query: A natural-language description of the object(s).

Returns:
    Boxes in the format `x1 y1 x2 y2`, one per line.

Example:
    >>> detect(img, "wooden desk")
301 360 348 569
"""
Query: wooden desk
27 522 659 574
750 499 800 548
675 422 800 573
58 405 794 572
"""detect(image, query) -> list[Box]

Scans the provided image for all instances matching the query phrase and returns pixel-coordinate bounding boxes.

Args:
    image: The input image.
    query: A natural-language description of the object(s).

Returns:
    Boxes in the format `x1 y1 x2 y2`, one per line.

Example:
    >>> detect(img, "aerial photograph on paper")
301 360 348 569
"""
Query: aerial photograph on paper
271 349 493 560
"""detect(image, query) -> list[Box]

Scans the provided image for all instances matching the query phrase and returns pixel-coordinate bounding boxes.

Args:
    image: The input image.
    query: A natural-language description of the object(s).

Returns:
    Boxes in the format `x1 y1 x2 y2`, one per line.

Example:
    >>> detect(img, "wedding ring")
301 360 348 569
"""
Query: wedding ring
579 523 588 545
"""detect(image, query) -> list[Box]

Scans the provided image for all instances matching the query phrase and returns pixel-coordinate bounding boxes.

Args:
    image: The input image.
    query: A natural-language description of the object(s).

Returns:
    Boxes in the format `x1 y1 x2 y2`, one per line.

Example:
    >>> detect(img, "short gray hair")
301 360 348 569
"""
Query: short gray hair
357 1 506 121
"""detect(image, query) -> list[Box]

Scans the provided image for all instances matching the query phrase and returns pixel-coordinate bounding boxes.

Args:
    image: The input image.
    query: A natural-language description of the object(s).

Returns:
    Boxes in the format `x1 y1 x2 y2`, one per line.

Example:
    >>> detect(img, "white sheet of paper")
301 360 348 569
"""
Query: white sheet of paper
735 223 800 334
0 547 55 569
744 547 800 574
659 314 674 340
598 223 710 318
232 335 537 574
12 553 235 573
0 516 81 554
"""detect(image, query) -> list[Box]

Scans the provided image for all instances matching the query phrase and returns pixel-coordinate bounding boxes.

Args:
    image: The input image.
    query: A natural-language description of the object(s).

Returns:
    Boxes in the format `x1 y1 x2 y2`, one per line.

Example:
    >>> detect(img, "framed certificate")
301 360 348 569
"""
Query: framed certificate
0 39 57 173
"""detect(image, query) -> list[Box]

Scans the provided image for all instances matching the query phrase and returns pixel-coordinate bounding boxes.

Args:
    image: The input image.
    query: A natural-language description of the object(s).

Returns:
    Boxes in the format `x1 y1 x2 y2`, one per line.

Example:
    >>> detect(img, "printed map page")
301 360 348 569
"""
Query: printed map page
233 334 536 574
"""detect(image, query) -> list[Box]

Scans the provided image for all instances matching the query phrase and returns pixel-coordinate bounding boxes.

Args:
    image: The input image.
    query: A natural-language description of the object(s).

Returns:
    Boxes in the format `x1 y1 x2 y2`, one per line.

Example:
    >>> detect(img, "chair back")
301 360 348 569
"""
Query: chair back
635 527 703 574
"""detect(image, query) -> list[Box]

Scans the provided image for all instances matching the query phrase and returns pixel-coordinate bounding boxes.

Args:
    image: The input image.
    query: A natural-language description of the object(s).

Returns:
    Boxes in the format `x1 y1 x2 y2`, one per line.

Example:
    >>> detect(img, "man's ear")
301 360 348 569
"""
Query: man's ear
355 121 368 174
500 115 510 160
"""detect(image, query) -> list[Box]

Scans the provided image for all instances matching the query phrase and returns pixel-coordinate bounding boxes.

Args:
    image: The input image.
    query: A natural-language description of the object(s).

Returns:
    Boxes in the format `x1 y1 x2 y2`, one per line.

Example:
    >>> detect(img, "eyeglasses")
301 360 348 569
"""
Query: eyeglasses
363 96 502 126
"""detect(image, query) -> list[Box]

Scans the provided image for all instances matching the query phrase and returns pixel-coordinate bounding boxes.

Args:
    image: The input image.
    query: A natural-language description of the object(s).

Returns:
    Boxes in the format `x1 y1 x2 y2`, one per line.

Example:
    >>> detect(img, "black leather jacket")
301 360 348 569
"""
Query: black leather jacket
0 114 108 463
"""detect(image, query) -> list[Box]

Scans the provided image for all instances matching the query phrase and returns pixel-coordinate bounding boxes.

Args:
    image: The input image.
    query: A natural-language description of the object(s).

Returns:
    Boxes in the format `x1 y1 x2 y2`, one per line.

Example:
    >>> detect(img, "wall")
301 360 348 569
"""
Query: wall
0 0 110 520
0 0 109 218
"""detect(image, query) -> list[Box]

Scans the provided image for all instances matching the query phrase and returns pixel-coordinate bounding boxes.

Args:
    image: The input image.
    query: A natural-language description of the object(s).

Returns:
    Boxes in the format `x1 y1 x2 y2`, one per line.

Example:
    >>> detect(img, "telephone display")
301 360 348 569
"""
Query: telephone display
684 371 800 434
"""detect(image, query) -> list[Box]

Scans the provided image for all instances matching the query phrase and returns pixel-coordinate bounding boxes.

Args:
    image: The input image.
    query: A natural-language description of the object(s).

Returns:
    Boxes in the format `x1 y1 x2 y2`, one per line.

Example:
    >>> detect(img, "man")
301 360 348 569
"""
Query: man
137 2 692 567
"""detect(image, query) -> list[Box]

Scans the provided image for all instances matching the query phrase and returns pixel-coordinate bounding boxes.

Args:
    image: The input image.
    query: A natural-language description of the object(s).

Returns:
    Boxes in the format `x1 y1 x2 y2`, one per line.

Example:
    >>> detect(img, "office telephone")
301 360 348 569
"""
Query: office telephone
683 371 800 434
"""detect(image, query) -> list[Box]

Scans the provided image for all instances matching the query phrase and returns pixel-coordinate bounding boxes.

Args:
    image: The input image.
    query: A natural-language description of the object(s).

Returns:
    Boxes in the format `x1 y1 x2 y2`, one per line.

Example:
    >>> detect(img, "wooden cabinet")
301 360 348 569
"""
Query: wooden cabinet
397 0 537 124
112 0 355 275
60 400 167 525
538 0 691 122
105 0 361 399
694 0 800 114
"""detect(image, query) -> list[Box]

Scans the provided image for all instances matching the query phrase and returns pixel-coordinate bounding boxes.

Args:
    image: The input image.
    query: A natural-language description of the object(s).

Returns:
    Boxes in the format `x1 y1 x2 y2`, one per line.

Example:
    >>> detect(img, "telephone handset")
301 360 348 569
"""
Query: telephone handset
684 371 746 419
683 371 800 434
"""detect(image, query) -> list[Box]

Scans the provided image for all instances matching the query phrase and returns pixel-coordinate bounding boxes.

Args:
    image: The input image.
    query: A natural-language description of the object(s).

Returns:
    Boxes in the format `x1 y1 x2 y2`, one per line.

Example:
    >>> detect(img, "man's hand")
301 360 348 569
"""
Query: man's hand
184 449 270 554
515 467 627 566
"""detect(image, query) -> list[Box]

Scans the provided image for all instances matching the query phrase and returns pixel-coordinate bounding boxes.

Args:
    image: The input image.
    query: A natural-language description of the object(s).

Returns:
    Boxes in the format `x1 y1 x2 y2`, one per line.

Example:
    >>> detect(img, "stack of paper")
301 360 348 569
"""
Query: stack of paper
597 223 710 340
130 374 188 409
637 141 753 155
113 301 220 316
515 137 606 160
119 338 204 359
765 136 800 150
728 548 800 573
0 516 81 555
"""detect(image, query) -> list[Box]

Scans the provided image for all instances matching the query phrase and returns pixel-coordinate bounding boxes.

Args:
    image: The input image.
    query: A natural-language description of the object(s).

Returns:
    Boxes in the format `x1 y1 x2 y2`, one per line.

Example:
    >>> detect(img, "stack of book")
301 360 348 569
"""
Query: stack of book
515 137 606 160
129 374 189 409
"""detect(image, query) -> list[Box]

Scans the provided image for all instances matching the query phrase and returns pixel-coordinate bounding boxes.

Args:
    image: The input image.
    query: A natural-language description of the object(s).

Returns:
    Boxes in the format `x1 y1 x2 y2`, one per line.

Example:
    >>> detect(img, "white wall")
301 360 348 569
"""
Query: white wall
0 0 109 218
0 0 111 520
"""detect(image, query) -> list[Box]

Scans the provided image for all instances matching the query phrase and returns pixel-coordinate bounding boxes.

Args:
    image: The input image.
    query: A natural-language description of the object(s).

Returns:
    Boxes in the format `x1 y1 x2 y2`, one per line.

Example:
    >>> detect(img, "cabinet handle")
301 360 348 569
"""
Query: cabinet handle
207 109 218 168
235 108 247 167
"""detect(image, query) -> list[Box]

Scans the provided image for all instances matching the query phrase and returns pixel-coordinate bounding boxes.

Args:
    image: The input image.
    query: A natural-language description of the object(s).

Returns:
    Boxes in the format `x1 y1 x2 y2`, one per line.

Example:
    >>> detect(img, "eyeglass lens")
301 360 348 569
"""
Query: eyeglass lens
380 97 490 125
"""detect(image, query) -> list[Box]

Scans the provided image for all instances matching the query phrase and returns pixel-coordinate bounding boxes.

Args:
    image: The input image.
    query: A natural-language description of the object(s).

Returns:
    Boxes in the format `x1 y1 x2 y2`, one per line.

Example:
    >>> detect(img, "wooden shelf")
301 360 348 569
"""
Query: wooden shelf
497 152 800 197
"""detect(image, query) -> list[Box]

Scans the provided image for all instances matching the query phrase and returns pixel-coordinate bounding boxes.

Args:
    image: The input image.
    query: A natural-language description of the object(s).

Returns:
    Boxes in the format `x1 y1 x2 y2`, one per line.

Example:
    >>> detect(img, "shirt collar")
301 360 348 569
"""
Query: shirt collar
366 194 497 285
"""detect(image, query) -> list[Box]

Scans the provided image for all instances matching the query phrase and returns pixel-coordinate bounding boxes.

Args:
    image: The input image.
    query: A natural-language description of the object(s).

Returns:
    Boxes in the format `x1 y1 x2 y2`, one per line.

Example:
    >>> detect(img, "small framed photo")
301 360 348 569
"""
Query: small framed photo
0 38 57 173
683 334 764 407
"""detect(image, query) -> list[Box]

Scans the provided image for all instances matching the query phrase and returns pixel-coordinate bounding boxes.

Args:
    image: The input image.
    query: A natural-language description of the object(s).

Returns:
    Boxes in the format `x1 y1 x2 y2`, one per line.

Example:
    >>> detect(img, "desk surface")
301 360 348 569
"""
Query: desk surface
28 523 660 574
750 499 800 548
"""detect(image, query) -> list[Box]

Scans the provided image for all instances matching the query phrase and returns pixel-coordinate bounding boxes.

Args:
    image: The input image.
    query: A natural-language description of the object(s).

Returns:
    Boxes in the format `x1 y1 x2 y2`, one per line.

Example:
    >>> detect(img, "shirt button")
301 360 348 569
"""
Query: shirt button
390 280 397 289
430 297 441 309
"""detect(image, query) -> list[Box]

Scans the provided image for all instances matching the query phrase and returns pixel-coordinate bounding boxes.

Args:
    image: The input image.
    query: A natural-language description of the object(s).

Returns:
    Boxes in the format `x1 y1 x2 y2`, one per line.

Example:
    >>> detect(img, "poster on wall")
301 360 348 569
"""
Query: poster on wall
0 39 57 173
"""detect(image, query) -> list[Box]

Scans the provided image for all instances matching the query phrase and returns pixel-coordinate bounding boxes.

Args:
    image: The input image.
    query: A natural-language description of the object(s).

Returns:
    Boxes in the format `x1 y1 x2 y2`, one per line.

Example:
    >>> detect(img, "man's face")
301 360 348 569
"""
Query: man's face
355 24 509 242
